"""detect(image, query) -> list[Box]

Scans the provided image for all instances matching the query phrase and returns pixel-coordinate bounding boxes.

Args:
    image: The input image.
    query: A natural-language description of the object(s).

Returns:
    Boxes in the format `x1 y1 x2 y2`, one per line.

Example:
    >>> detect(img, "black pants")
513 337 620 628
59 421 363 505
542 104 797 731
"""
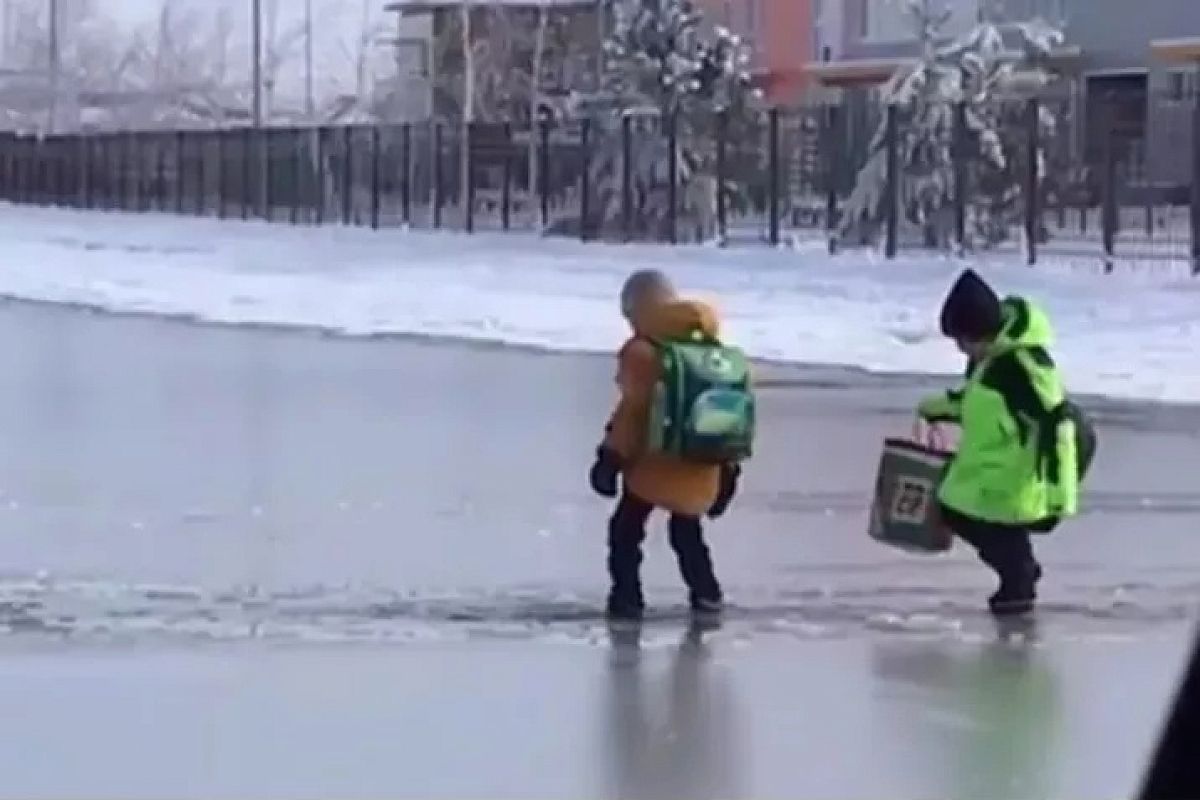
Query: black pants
940 504 1039 588
608 492 722 607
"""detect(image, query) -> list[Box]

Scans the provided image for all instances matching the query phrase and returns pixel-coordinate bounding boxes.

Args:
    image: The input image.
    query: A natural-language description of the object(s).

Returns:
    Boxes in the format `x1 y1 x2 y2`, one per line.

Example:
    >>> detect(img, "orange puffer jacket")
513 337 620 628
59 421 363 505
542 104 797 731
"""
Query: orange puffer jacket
603 299 723 517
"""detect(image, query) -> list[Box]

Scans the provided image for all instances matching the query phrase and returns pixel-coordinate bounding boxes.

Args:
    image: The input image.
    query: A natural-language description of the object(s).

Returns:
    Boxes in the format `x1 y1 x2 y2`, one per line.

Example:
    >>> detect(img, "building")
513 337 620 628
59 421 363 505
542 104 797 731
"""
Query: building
693 0 816 104
809 0 1200 184
382 0 602 123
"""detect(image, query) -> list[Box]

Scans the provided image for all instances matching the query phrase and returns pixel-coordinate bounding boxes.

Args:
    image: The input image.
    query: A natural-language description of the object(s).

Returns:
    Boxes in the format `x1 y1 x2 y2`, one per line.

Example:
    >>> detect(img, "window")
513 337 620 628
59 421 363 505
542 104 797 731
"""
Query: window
1031 0 1065 22
862 0 980 43
1167 70 1199 103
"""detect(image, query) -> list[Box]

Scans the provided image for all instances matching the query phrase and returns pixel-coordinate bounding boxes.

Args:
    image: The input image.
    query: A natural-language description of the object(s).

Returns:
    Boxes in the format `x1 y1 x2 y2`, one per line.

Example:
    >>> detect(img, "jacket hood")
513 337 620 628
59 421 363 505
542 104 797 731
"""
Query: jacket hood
990 296 1054 352
632 299 720 342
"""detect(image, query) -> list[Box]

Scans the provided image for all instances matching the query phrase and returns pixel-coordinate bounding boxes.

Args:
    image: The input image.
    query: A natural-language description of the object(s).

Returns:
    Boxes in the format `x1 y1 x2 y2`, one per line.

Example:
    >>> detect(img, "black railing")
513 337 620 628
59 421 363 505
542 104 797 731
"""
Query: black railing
0 88 1197 274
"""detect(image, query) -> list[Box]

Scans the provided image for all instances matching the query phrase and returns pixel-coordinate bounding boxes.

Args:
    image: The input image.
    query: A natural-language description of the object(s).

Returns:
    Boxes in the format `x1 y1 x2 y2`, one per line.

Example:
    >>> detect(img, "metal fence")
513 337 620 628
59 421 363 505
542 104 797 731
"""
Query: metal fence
1 89 1197 274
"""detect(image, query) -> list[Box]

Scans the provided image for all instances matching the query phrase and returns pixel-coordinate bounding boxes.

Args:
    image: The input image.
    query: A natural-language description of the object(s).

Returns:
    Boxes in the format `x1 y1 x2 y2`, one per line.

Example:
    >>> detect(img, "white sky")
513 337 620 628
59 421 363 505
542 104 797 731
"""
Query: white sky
71 0 393 105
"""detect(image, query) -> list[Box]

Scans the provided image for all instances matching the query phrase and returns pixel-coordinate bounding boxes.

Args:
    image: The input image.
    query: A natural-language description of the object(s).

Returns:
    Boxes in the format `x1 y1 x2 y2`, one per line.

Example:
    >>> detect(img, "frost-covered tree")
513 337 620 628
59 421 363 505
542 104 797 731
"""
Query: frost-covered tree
561 0 761 241
837 0 1064 251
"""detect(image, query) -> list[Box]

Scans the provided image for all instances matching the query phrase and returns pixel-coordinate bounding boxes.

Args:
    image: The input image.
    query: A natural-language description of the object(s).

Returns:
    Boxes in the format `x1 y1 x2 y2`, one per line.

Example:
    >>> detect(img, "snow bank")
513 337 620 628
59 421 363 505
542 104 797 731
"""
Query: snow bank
0 204 1196 403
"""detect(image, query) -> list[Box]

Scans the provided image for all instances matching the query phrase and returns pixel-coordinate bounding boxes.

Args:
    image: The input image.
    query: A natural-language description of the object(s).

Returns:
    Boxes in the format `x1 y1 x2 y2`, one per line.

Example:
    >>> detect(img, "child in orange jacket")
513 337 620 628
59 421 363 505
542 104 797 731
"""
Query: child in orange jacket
589 269 739 620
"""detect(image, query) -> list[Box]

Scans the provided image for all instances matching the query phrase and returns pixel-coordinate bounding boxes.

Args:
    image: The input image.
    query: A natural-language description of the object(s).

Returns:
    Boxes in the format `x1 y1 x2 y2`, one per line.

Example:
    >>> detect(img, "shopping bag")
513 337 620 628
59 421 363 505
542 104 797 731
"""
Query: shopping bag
867 437 953 554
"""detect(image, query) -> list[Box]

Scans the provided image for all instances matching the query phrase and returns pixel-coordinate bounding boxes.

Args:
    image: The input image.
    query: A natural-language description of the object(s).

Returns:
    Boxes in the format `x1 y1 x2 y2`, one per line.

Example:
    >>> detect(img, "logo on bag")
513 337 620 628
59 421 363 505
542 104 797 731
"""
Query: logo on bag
890 477 933 524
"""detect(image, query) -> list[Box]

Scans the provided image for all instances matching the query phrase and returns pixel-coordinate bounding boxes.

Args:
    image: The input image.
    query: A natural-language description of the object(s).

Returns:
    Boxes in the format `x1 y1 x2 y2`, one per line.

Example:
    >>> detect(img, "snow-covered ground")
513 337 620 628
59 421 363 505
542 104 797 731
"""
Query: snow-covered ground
0 204 1197 403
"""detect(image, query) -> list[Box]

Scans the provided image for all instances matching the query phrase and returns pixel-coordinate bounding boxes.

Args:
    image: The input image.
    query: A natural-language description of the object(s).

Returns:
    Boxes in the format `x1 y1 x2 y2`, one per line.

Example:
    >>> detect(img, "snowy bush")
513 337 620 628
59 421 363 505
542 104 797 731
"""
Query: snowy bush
837 0 1065 252
557 0 762 242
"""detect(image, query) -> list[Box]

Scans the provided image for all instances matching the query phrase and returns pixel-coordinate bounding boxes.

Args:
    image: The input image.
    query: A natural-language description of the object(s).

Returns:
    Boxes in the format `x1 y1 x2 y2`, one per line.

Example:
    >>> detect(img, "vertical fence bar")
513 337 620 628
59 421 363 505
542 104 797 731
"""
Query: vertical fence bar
371 126 382 229
315 127 327 224
197 134 208 216
954 101 969 252
884 104 900 260
1025 98 1040 267
216 130 227 219
401 123 412 226
716 110 728 244
432 122 443 229
501 122 512 231
539 120 550 229
465 123 475 233
825 103 842 240
768 107 781 246
622 114 633 240
1101 107 1118 273
260 130 271 221
1192 77 1200 276
579 117 592 242
667 112 678 245
241 128 252 220
82 135 93 209
0 133 9 200
290 129 303 224
173 131 184 214
342 125 354 225
114 133 127 210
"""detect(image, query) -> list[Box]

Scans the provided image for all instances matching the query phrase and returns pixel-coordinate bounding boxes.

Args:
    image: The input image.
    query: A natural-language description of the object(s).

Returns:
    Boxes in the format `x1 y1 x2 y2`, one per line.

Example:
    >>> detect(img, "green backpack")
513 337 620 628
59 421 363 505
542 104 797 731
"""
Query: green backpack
646 333 756 464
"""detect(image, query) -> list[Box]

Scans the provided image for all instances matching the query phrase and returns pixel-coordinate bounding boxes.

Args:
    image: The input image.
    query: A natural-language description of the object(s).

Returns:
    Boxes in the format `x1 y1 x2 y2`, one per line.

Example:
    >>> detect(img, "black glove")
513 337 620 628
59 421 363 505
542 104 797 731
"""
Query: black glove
589 446 622 498
707 463 741 519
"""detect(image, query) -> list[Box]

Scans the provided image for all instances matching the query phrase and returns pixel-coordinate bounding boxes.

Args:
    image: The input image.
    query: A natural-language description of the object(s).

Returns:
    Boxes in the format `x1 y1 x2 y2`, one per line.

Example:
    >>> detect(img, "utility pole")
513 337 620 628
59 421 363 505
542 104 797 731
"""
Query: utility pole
251 0 263 127
47 0 59 133
304 0 314 120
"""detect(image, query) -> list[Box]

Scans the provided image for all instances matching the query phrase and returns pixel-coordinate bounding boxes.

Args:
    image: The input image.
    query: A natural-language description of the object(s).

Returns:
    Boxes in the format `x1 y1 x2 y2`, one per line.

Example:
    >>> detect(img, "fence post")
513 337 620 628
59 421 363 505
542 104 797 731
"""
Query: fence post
242 128 253 220
1192 76 1200 276
171 131 183 214
289 129 302 224
465 123 475 233
314 127 327 224
197 134 209 216
501 121 512 231
215 130 226 219
401 123 412 226
621 114 633 241
884 104 900 260
262 129 273 221
1101 106 1118 273
667 112 678 245
825 103 843 238
371 126 382 230
539 119 550 230
0 133 8 200
113 133 126 210
768 107 781 246
80 136 92 209
1024 97 1040 267
716 109 728 244
342 125 354 225
432 122 443 229
953 101 968 252
579 116 592 242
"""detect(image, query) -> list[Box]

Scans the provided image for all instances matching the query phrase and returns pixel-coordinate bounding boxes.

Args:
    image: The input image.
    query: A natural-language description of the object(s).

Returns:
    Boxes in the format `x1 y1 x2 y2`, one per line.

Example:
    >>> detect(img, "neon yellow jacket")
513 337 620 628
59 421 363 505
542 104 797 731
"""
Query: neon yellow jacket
918 297 1079 526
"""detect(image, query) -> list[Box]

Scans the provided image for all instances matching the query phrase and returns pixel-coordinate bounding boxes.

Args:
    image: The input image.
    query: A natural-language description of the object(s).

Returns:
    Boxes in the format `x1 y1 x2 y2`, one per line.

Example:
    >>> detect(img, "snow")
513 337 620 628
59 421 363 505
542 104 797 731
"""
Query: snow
0 203 1197 403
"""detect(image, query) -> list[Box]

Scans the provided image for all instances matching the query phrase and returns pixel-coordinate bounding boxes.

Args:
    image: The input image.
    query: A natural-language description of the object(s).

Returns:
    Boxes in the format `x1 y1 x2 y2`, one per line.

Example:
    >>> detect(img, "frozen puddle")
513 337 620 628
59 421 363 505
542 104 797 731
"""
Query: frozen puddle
0 575 1193 647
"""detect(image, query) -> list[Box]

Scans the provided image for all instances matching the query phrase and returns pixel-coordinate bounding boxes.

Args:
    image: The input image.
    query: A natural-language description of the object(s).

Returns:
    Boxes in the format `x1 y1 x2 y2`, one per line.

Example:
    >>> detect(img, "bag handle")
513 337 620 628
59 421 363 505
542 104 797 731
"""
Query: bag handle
911 417 949 452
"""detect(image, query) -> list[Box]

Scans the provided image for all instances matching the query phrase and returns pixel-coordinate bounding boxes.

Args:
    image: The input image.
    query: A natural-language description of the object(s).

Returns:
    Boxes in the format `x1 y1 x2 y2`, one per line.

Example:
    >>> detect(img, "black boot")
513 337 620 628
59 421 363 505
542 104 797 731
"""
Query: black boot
669 515 723 615
607 494 652 620
606 591 645 621
989 562 1043 616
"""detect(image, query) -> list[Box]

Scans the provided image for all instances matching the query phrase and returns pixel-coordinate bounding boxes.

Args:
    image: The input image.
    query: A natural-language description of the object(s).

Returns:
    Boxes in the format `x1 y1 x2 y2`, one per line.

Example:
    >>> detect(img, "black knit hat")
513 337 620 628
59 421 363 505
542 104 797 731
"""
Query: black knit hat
939 269 1003 340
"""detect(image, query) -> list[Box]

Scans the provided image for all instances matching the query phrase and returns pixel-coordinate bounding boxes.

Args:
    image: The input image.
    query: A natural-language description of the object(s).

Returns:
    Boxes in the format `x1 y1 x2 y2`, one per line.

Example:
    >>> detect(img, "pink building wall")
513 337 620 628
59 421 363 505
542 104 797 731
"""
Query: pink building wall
693 0 815 104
